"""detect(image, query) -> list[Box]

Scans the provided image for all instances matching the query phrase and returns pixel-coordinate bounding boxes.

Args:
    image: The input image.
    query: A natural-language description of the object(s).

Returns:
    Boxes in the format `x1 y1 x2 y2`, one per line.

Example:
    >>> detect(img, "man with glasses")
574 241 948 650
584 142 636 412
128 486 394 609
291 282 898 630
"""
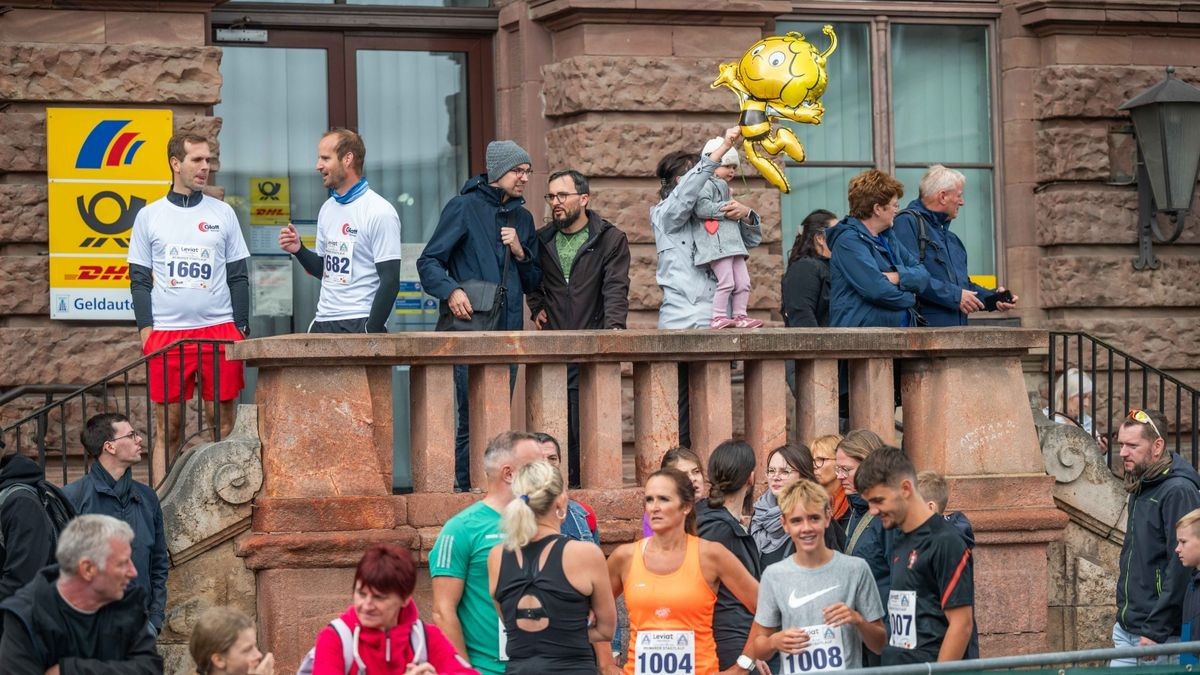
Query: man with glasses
1112 408 1200 666
63 413 168 637
418 140 541 491
526 169 630 487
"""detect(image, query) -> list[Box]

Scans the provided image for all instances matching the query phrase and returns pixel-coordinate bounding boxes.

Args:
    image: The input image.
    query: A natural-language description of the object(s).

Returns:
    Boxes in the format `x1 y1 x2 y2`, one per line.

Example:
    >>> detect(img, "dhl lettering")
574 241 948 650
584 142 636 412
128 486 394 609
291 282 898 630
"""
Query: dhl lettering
253 208 287 216
70 265 129 281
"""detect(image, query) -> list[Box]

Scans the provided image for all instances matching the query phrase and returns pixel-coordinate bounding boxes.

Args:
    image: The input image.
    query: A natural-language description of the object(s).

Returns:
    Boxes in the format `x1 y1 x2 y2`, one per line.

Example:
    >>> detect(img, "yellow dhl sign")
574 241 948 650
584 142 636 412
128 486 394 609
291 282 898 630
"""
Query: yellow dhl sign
47 182 167 255
46 108 173 182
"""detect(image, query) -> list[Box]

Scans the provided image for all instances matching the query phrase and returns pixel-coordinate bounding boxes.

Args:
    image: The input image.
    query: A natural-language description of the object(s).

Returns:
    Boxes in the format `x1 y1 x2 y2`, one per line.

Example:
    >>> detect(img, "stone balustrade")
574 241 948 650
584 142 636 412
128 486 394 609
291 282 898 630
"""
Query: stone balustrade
228 327 1068 669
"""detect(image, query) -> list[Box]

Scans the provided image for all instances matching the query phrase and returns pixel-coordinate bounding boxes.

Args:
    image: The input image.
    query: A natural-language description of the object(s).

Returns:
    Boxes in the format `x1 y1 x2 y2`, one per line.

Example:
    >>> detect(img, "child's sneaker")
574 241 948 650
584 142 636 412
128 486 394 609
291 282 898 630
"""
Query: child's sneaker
732 315 763 328
710 316 736 329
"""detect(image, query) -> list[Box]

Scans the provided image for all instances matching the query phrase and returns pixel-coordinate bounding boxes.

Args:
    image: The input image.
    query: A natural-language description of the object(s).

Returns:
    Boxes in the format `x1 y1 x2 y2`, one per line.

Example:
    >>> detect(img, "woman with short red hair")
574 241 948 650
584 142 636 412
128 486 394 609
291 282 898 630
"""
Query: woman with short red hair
312 544 477 674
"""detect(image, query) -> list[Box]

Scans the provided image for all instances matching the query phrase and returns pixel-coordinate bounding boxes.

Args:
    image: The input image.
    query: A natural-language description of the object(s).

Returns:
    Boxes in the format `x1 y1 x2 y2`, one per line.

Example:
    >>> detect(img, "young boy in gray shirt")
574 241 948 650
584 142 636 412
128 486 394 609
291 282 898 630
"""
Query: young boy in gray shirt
748 480 886 672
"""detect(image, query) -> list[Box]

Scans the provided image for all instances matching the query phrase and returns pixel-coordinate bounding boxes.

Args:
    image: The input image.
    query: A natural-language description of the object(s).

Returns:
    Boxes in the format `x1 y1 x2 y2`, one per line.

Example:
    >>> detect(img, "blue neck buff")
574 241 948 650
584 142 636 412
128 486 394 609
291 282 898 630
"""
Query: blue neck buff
331 178 369 205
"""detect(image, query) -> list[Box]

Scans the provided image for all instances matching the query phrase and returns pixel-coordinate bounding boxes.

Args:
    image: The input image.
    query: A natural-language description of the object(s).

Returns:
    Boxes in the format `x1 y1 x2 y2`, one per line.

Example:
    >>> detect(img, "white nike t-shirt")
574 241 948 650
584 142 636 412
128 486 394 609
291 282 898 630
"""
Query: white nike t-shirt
314 188 402 321
756 551 884 671
127 195 250 330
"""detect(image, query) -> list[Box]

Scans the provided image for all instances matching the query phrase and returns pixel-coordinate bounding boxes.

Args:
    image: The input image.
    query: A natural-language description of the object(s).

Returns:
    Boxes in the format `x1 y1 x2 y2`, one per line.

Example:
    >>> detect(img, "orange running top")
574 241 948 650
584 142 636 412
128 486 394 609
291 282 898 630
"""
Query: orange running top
624 535 719 675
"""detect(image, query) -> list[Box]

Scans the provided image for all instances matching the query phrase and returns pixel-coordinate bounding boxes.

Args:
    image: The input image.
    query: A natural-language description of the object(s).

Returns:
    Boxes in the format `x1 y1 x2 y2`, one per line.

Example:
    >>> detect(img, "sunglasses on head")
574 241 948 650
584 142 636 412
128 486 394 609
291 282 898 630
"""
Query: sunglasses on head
1127 409 1162 439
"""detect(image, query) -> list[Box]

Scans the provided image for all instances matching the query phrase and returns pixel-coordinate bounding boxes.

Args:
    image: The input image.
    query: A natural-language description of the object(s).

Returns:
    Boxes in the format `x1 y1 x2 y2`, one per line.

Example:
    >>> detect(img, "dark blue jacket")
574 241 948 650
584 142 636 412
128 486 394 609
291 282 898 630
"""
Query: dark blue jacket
1182 571 1200 665
892 199 996 327
827 216 929 328
845 493 894 605
417 175 541 330
1118 452 1200 643
62 463 167 631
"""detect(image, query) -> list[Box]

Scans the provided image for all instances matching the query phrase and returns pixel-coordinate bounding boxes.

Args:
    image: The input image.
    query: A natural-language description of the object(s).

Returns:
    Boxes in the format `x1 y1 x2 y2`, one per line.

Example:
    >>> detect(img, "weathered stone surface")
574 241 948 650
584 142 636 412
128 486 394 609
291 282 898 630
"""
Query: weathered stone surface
160 537 256 660
1034 65 1200 120
542 55 737 116
627 248 664 311
0 185 49 244
0 327 140 387
1040 254 1200 307
1035 124 1109 182
239 528 418 570
590 185 782 244
1 42 222 104
549 121 793 178
0 256 48 314
0 113 47 172
1035 187 1200 246
1048 316 1200 371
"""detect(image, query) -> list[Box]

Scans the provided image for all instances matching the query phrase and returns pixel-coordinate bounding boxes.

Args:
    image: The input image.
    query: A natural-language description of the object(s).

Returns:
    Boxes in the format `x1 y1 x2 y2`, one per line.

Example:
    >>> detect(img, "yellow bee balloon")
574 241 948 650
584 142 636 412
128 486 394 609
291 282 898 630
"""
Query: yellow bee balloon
712 26 838 193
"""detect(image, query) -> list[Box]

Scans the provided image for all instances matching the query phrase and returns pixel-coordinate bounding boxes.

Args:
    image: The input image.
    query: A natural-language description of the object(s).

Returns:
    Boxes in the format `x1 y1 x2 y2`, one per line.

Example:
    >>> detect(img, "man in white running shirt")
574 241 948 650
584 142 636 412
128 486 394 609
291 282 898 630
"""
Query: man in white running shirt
127 132 251 471
278 128 402 333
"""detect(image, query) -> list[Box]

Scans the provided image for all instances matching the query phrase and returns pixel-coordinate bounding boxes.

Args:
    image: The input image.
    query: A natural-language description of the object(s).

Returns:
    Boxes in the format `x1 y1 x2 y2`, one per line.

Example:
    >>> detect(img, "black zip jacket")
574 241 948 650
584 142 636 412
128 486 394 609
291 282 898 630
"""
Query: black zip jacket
0 566 161 674
781 256 830 328
1118 452 1200 642
0 455 55 602
696 501 761 670
526 210 631 330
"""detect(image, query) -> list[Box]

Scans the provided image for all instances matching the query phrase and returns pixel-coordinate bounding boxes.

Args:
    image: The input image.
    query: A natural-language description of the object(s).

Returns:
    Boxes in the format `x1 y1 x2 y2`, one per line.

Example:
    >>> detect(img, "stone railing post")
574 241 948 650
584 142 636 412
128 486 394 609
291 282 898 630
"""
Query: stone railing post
849 357 896 444
633 361 678 485
744 359 788 471
579 362 623 488
794 358 840 445
525 363 568 448
409 365 456 493
468 364 512 489
688 360 733 461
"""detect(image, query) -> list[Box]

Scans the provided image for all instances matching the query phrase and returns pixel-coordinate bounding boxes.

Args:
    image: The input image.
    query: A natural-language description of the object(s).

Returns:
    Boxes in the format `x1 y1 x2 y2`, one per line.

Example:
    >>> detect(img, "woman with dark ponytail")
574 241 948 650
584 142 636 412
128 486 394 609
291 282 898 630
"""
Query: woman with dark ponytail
696 440 769 672
782 208 837 395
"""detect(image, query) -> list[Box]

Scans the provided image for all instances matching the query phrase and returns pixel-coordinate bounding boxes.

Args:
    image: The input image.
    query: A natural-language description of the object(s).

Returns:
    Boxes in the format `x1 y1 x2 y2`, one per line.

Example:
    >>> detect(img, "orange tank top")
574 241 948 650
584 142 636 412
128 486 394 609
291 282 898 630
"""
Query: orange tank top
624 535 719 675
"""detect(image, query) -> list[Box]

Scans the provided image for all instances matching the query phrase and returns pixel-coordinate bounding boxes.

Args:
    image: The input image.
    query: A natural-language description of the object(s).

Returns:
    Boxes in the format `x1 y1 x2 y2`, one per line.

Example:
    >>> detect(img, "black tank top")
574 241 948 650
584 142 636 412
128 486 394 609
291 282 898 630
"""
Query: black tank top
495 535 596 673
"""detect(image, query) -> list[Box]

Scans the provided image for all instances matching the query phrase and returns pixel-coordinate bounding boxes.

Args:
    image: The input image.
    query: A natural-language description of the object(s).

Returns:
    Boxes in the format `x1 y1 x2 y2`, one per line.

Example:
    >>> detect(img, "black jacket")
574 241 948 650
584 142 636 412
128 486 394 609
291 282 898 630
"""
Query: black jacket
696 501 761 670
0 566 161 674
526 210 631 330
0 455 55 602
781 256 830 327
846 493 894 604
1118 452 1200 642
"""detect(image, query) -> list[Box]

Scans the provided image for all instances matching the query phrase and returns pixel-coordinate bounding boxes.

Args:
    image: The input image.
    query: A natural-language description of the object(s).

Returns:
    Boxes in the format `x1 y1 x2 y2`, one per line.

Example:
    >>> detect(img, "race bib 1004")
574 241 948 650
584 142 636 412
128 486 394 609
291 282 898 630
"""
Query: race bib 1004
780 624 845 673
888 590 917 650
634 630 695 675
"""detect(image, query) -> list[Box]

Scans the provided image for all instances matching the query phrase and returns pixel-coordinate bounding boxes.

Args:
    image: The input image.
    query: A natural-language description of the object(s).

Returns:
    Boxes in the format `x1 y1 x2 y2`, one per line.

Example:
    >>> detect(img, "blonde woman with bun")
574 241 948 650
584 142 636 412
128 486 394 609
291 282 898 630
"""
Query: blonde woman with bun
488 460 615 673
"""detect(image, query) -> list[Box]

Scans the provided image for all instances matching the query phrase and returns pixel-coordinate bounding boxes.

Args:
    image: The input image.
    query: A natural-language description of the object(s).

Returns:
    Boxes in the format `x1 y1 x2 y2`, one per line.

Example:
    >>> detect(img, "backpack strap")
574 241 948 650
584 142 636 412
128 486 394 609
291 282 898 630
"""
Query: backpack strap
409 618 427 665
898 209 931 262
329 618 355 675
847 512 876 555
0 483 40 549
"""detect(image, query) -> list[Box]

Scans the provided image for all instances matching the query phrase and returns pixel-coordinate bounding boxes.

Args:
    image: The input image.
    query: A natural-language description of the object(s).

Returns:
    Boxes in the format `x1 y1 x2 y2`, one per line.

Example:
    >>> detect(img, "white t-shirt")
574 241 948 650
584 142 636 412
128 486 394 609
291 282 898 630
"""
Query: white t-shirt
127 195 250 330
314 188 402 322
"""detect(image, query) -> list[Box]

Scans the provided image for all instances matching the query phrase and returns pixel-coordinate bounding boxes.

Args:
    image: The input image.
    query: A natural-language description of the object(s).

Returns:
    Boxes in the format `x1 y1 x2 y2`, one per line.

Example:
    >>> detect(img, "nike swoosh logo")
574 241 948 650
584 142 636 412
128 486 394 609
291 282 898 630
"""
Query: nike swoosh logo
788 586 839 609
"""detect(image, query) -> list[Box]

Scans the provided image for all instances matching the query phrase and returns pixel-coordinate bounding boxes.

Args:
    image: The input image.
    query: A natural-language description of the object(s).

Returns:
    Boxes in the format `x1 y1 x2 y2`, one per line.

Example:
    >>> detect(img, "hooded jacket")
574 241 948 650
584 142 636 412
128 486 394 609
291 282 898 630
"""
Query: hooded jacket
690 176 762 266
652 156 721 329
827 216 929 328
891 199 996 327
845 493 893 604
1118 452 1200 642
696 501 761 670
526 209 630 330
0 454 55 601
0 566 160 674
417 174 541 331
312 600 477 675
62 462 167 631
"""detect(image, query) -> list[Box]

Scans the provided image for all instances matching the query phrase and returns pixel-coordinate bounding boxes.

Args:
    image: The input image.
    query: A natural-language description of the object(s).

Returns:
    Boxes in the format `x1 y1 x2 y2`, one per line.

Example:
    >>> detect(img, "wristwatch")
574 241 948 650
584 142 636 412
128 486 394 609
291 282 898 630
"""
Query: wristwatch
736 655 755 672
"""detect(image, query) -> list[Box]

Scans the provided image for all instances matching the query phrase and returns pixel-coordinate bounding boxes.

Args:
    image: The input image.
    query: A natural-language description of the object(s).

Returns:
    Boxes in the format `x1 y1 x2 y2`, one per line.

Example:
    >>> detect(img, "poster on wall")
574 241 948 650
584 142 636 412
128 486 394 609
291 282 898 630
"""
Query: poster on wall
246 176 292 255
46 108 173 320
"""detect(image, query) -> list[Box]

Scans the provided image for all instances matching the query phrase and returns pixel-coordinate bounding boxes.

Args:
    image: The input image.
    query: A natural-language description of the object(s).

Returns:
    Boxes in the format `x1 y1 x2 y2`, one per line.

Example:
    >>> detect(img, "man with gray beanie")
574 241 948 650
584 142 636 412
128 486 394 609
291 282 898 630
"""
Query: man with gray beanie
418 140 541 491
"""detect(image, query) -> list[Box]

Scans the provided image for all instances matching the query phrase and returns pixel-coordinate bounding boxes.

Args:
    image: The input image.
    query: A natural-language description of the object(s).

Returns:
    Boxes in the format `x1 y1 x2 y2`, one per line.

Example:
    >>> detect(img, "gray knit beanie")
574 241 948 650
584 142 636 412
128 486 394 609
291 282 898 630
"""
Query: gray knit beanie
486 140 532 183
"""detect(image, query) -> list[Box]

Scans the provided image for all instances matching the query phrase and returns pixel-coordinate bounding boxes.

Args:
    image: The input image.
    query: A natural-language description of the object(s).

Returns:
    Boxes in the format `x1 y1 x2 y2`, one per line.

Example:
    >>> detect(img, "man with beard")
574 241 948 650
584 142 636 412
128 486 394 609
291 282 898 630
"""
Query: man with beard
526 169 630 487
279 128 402 333
1111 408 1200 666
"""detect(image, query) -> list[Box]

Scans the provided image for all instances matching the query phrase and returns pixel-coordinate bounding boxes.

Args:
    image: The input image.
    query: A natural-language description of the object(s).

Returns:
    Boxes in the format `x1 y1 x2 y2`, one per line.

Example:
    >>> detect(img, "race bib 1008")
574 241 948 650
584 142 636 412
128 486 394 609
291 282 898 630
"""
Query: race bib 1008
888 590 917 650
780 624 845 673
634 630 695 675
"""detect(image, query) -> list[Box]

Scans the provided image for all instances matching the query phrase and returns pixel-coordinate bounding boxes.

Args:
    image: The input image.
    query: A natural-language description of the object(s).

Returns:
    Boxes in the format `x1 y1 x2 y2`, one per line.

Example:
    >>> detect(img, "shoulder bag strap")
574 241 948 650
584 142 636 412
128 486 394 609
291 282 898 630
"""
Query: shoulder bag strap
847 512 876 554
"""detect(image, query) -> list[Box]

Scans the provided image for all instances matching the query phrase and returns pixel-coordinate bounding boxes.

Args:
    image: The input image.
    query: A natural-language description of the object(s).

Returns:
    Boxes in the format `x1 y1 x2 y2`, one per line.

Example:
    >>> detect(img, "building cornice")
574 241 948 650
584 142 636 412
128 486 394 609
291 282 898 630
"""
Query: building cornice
528 0 793 30
1017 0 1200 35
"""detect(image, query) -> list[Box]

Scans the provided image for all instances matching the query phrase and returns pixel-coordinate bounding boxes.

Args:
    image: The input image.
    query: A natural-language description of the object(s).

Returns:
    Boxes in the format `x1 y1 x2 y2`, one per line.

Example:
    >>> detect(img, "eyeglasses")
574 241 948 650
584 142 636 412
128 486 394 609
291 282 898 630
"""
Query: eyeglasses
765 467 795 478
1127 409 1162 439
834 464 857 476
109 430 142 443
544 192 580 204
509 168 533 177
813 456 834 468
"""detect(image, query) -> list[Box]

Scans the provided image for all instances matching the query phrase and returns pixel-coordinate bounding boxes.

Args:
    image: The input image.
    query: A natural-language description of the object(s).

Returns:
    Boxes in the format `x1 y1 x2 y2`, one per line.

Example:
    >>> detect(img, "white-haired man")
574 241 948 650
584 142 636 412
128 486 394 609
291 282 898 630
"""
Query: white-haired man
892 165 1017 326
0 514 162 673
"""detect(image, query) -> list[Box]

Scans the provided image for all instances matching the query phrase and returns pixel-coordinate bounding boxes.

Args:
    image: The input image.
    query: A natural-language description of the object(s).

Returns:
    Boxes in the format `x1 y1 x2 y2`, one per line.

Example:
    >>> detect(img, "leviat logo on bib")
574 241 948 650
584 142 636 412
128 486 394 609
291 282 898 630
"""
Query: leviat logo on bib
634 630 694 675
888 590 917 650
780 624 845 673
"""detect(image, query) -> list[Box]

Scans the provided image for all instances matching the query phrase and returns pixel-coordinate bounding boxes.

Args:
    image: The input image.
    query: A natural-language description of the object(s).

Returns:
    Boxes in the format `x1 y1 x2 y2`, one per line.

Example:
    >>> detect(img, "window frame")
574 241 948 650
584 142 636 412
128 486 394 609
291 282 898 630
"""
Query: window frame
776 3 1005 279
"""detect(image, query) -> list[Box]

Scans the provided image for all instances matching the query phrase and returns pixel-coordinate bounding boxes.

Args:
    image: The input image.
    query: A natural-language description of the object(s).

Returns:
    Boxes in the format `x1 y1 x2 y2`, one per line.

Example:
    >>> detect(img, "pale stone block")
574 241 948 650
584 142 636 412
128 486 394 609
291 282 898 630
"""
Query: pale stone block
633 361 679 485
410 365 457 493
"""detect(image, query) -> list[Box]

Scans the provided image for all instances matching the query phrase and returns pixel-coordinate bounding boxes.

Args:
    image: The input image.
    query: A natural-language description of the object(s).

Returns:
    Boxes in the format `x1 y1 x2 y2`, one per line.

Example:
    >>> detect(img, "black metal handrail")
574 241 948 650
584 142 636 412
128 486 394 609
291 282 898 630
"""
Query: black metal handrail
0 339 234 487
1048 331 1199 467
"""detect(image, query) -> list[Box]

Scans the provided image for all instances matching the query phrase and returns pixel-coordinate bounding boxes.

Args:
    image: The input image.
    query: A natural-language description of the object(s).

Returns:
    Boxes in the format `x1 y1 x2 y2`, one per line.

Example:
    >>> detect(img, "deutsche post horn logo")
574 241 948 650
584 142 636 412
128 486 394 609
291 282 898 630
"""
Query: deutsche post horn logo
258 181 282 200
76 191 146 235
75 120 144 169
